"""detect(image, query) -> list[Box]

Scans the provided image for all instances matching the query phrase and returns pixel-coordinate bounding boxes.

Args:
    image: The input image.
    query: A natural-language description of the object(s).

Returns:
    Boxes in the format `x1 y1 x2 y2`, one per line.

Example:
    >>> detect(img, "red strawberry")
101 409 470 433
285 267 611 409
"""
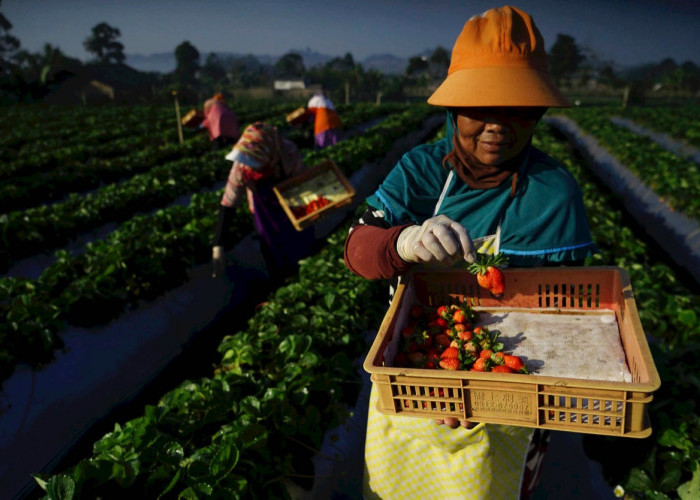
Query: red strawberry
440 346 460 359
468 253 508 298
480 349 494 359
439 357 460 370
453 309 466 324
437 305 450 318
472 357 488 372
504 354 528 373
492 365 515 373
458 330 472 341
463 340 479 354
400 325 414 339
436 317 449 329
426 348 441 365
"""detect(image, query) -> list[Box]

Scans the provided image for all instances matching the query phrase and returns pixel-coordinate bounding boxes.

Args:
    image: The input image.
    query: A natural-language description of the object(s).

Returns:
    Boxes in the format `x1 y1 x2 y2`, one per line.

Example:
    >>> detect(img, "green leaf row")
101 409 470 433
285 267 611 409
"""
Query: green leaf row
0 103 436 390
33 217 388 499
618 104 700 149
34 106 699 500
536 120 700 500
0 103 412 269
552 107 700 222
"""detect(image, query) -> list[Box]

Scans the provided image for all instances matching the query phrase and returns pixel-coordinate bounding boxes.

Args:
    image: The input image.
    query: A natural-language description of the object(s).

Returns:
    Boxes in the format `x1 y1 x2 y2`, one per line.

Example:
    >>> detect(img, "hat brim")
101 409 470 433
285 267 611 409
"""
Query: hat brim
224 148 262 168
428 66 570 108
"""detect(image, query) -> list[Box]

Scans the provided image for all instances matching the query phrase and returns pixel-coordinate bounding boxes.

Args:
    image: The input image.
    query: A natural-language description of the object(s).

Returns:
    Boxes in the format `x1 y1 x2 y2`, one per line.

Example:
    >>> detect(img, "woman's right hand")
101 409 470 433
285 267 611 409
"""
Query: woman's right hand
396 214 476 265
435 418 476 429
211 245 225 278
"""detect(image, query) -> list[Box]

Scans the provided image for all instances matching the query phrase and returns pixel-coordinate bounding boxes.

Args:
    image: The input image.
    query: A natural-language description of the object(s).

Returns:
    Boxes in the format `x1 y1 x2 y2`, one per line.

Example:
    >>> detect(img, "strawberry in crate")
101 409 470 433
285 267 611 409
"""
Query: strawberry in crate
393 299 529 374
289 195 331 218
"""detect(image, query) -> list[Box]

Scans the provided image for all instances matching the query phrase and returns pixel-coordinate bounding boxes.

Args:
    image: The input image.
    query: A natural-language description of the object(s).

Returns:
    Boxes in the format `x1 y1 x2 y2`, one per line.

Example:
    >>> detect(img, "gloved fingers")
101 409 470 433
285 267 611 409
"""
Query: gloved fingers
445 220 476 263
418 225 460 263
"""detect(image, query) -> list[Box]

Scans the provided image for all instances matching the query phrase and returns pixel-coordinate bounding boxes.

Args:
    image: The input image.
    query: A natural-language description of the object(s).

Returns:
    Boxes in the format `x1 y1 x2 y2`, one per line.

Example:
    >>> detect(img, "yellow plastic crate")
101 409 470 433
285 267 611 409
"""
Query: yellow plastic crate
273 159 355 231
363 266 661 438
286 106 308 125
181 108 203 127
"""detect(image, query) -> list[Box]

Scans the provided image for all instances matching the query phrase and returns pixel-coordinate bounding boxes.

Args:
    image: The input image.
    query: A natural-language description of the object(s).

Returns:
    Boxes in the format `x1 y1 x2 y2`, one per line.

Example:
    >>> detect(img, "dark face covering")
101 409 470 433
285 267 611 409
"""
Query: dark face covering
442 109 534 196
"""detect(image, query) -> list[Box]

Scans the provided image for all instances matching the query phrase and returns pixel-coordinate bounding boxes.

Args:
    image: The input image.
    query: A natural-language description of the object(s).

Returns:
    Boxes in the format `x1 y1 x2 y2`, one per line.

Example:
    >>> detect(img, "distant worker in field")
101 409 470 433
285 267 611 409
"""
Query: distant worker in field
211 122 315 280
305 91 342 148
200 93 240 150
343 5 596 500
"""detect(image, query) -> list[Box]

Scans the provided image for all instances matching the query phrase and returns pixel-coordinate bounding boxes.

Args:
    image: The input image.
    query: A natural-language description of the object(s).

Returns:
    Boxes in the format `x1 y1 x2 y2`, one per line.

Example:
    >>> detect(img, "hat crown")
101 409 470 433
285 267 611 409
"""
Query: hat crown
449 5 547 74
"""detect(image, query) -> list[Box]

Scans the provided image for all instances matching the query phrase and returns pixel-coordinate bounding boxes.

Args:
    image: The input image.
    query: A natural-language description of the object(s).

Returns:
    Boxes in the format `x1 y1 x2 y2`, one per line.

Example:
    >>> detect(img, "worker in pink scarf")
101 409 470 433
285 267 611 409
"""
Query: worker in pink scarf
212 122 316 280
200 93 240 150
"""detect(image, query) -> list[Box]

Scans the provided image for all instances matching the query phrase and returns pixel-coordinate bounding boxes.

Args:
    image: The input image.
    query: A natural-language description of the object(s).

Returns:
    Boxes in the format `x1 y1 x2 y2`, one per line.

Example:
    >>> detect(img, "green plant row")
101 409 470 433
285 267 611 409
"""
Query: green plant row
32 111 698 500
0 148 223 270
33 216 388 499
536 122 700 500
0 103 299 211
552 107 700 222
0 104 174 154
0 123 188 179
0 103 414 270
0 104 438 389
0 99 303 156
619 105 700 149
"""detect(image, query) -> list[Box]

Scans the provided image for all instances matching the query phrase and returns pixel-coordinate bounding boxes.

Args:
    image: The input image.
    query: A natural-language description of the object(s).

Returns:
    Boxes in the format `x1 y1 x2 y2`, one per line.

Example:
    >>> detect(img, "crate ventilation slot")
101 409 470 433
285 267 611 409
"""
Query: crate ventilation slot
538 282 601 309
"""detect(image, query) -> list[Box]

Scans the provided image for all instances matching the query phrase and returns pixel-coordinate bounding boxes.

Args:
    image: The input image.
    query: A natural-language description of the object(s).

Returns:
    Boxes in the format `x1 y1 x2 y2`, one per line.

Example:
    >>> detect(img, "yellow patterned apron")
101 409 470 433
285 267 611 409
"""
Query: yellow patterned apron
363 384 534 499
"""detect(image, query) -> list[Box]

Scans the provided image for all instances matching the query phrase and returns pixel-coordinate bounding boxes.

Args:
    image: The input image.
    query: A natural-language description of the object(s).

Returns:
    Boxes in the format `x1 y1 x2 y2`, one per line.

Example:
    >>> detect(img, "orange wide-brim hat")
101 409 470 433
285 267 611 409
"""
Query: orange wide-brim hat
428 5 570 108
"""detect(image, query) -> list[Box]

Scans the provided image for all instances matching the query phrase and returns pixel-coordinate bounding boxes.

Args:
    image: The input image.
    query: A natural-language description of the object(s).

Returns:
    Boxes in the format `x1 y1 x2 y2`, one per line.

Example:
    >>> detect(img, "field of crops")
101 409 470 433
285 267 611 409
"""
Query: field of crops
2 100 699 499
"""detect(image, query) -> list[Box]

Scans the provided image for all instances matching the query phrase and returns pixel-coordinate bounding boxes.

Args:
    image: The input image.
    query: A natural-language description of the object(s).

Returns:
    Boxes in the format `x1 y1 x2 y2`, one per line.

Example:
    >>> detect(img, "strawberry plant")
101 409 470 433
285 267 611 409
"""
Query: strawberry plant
536 119 700 500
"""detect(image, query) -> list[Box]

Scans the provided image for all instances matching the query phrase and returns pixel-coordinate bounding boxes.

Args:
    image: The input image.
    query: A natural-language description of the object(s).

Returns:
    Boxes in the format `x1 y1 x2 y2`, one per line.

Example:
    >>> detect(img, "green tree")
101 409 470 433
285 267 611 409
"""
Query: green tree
174 41 200 85
547 34 584 86
226 54 269 87
15 43 71 84
428 46 450 79
274 52 305 78
83 22 125 64
326 53 355 72
599 65 620 88
201 52 227 84
405 55 428 77
0 0 21 75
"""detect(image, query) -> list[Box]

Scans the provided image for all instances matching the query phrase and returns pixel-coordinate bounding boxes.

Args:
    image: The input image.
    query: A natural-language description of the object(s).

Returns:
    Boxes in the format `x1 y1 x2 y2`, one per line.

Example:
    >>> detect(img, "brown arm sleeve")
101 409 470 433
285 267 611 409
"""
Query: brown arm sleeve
344 223 415 280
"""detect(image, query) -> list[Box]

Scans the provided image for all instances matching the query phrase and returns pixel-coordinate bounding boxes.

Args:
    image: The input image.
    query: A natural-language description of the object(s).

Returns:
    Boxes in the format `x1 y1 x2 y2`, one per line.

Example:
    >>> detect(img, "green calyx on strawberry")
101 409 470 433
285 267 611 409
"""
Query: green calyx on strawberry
468 252 509 298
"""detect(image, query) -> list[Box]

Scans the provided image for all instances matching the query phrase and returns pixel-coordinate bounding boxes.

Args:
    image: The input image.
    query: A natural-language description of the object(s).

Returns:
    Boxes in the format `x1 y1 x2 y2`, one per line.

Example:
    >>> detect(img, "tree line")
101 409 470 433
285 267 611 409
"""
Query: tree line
1 4 698 106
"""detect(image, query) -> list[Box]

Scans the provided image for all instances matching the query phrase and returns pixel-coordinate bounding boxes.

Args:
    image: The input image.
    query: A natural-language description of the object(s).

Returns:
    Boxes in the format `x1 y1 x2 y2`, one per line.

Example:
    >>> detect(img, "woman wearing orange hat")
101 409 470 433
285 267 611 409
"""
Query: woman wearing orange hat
344 6 596 499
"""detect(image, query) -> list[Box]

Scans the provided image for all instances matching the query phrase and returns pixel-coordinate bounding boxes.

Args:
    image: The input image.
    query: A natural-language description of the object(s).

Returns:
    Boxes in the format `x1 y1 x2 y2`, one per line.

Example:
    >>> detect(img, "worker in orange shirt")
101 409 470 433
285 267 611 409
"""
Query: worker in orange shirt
305 91 342 148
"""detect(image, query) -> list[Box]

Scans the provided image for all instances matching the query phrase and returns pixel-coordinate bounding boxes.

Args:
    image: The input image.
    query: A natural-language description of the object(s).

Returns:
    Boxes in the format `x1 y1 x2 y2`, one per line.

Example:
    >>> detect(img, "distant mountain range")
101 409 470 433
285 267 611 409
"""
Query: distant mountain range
125 48 413 75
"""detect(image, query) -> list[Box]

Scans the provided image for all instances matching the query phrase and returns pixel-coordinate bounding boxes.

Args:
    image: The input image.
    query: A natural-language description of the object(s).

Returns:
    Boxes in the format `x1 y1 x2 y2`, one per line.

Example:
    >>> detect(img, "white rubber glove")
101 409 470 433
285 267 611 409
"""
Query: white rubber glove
212 245 225 278
396 215 476 265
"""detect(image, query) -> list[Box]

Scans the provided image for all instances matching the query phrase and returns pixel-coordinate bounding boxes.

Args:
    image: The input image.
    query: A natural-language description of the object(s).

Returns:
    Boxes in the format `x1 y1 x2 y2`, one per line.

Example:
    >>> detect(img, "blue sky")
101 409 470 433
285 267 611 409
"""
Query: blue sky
4 0 700 67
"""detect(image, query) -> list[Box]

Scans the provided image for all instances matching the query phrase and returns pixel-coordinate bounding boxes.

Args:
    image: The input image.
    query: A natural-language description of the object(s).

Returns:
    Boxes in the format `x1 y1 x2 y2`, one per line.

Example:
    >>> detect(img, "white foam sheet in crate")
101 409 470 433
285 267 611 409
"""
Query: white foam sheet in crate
475 309 632 383
383 283 632 383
